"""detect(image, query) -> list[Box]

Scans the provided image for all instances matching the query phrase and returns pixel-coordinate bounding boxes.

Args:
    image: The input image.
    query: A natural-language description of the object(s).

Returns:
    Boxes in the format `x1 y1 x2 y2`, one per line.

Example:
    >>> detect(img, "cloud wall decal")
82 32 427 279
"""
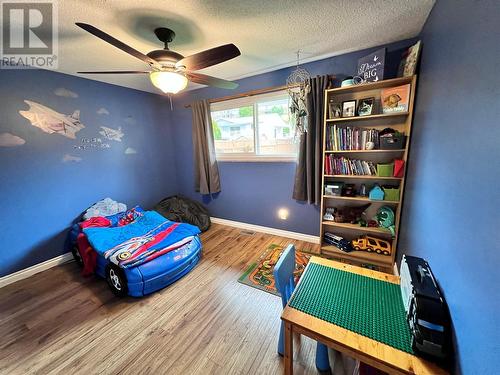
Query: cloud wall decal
54 88 78 98
62 154 82 162
0 132 26 147
97 107 110 115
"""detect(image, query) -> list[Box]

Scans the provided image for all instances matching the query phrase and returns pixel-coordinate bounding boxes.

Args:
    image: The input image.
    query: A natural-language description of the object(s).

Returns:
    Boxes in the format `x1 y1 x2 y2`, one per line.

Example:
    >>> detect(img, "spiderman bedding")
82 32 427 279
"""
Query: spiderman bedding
83 210 201 269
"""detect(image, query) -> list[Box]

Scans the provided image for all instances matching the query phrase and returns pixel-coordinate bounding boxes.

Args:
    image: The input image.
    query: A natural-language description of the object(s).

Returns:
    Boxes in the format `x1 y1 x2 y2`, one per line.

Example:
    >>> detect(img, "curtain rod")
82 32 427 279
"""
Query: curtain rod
184 74 335 108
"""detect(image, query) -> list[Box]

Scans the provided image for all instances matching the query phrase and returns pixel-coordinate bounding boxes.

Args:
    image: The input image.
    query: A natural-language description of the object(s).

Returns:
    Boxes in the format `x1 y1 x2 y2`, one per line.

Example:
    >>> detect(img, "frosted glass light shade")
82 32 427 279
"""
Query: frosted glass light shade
149 71 188 94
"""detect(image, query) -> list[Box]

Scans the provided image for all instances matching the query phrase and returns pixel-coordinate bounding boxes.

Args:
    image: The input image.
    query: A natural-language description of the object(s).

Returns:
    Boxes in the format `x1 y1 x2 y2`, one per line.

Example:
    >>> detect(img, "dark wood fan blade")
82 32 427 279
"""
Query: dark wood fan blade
176 44 240 71
78 71 150 74
75 23 160 68
187 72 238 89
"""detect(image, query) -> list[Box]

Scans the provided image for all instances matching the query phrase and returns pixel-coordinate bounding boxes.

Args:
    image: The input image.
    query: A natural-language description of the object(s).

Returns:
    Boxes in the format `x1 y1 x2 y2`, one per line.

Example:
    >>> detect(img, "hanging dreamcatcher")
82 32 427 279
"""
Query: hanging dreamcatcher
286 50 311 136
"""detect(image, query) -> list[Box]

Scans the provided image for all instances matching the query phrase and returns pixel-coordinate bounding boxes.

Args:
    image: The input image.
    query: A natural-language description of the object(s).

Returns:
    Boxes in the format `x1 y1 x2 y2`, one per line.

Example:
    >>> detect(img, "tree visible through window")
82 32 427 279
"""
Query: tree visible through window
212 120 222 140
210 91 298 160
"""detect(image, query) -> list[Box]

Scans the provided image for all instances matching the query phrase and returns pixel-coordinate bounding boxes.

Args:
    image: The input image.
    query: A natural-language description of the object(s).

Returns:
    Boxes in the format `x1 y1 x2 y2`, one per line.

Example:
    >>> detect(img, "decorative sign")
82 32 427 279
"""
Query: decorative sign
357 48 386 83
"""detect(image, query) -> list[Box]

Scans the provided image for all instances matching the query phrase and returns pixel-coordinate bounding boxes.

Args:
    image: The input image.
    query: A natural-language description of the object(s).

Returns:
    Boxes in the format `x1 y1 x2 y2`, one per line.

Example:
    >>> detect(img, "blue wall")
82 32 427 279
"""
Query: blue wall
1 3 498 372
399 1 500 373
0 69 177 277
171 39 415 235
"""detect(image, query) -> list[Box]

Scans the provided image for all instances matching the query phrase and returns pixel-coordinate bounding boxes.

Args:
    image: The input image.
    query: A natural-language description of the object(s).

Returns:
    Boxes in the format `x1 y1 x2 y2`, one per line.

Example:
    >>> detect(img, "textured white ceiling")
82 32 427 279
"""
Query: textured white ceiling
56 0 435 93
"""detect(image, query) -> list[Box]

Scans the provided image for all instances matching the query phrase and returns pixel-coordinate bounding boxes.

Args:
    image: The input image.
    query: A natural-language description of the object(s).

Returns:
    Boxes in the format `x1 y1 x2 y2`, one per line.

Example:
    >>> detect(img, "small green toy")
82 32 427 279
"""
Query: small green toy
376 206 395 237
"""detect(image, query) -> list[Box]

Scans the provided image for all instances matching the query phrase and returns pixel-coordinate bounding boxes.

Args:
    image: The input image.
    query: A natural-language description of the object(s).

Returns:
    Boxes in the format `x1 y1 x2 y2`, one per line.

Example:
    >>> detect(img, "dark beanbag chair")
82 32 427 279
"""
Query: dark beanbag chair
154 195 211 232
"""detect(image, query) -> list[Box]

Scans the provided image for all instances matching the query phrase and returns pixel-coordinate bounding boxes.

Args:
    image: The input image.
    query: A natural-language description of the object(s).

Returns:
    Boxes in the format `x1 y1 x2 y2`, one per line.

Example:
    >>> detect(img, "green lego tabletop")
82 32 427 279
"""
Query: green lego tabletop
288 262 413 354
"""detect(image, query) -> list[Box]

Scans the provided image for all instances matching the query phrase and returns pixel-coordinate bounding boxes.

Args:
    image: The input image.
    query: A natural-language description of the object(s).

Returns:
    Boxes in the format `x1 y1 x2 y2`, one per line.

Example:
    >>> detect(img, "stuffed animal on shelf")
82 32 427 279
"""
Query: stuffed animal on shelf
376 206 396 237
333 203 371 224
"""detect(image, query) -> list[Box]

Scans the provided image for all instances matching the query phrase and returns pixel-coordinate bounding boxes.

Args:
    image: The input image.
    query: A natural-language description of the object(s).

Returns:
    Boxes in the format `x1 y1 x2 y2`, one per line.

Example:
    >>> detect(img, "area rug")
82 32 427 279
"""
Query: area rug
238 244 311 296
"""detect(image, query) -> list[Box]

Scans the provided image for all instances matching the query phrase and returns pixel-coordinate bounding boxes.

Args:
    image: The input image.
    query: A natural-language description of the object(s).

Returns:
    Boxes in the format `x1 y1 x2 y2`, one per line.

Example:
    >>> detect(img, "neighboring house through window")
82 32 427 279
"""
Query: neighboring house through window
210 90 298 161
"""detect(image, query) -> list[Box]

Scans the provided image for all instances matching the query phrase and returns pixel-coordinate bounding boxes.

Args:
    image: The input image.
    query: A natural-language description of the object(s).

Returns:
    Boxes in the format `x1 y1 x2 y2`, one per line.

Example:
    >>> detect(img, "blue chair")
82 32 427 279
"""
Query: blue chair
274 244 330 372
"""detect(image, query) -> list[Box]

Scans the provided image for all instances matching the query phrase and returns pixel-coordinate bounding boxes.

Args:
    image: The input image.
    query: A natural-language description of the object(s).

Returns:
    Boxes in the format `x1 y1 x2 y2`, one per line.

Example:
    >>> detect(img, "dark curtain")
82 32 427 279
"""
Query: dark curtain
292 75 328 204
191 100 221 194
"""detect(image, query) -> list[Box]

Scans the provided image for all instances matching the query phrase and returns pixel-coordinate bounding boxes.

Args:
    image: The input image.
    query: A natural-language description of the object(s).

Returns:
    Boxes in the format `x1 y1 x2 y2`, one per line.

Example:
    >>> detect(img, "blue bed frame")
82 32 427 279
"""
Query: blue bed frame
94 236 202 296
69 220 202 297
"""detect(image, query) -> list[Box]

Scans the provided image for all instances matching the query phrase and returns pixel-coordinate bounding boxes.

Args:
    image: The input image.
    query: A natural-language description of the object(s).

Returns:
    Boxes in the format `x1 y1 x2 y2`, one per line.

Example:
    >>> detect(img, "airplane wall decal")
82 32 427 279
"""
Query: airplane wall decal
19 101 85 139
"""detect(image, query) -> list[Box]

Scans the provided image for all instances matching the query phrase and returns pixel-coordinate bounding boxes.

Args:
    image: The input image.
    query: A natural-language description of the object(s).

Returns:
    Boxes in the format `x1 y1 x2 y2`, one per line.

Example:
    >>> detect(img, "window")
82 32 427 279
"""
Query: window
210 91 298 161
229 126 241 137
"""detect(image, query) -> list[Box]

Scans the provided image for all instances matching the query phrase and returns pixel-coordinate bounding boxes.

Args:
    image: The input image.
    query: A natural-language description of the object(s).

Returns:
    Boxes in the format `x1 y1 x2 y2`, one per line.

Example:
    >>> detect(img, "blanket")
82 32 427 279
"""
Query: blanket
78 216 111 276
83 197 126 220
83 211 200 269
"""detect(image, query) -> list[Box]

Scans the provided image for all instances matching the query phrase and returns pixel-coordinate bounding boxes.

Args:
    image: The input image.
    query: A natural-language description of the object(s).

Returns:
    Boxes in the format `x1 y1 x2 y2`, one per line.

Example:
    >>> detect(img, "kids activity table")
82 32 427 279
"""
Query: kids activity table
281 256 448 375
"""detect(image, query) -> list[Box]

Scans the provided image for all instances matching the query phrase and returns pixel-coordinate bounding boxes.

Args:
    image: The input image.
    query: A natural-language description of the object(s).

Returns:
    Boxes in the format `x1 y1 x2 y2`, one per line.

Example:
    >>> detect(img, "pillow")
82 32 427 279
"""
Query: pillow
106 206 145 226
118 207 145 226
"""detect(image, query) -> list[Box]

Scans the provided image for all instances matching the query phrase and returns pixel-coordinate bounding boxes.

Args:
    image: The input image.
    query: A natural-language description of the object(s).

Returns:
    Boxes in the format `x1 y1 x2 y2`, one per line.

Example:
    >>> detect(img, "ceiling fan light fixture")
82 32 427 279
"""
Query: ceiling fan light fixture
149 71 188 94
75 23 240 92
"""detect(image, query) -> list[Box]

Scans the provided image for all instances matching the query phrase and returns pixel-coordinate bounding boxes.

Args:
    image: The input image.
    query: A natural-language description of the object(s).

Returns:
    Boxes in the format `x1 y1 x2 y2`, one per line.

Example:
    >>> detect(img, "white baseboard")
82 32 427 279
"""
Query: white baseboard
0 219 319 289
0 253 74 289
210 217 320 244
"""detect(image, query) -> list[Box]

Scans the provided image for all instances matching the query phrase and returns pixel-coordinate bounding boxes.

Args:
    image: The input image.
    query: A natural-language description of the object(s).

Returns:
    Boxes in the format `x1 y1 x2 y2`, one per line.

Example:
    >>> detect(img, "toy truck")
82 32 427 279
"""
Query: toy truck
324 232 353 252
351 235 392 256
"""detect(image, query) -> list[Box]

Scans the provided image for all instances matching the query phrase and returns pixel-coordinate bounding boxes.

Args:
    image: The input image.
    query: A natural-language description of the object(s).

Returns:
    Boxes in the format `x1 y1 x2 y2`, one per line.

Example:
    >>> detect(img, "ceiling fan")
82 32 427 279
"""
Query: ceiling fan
75 23 241 94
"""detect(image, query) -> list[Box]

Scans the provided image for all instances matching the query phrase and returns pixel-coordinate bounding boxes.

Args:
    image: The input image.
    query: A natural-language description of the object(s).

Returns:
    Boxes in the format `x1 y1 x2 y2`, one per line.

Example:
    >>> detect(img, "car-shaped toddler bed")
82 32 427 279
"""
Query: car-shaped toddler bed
69 208 202 297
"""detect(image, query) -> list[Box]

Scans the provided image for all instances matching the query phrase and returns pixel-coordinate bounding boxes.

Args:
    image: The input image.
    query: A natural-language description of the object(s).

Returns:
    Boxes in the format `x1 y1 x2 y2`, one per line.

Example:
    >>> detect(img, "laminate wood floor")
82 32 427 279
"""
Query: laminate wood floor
0 224 354 375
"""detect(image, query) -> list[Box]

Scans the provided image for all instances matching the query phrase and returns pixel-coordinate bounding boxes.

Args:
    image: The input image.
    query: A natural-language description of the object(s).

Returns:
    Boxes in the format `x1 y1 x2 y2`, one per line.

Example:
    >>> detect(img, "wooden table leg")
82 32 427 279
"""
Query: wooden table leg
284 322 293 375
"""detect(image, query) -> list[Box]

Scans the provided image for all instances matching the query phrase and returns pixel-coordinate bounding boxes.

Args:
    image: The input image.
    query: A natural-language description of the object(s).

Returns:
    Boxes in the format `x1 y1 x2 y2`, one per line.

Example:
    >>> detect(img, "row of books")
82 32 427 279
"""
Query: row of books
324 155 377 176
326 125 380 151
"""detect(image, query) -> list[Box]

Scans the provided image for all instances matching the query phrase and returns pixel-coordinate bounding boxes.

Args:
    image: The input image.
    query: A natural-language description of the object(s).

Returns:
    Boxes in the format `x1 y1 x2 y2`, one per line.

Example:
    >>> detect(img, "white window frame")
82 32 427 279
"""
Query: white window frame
210 90 298 162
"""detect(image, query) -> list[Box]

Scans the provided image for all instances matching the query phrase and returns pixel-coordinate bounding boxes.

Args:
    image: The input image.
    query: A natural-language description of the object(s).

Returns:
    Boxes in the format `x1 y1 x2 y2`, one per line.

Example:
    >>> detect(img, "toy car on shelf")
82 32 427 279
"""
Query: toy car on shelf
351 235 392 256
324 232 353 252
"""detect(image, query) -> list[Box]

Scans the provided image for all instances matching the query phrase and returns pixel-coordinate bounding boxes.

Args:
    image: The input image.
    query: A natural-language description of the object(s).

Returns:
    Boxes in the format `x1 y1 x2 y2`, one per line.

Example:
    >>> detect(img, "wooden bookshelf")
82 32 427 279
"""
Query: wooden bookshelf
322 221 392 235
325 149 405 154
321 245 392 267
323 195 400 204
325 76 413 94
326 111 409 123
319 75 417 274
324 175 403 180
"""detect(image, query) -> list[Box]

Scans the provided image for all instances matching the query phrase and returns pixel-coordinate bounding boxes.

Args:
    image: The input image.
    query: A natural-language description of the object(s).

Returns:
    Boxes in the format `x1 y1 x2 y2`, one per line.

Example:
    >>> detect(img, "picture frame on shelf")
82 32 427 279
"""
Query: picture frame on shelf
381 84 411 113
398 40 421 77
357 97 375 116
342 100 357 117
328 101 342 119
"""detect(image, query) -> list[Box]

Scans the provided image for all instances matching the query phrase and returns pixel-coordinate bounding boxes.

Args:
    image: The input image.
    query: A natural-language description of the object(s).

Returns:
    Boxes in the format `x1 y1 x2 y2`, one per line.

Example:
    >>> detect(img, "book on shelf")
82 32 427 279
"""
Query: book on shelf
324 155 377 176
326 125 380 151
